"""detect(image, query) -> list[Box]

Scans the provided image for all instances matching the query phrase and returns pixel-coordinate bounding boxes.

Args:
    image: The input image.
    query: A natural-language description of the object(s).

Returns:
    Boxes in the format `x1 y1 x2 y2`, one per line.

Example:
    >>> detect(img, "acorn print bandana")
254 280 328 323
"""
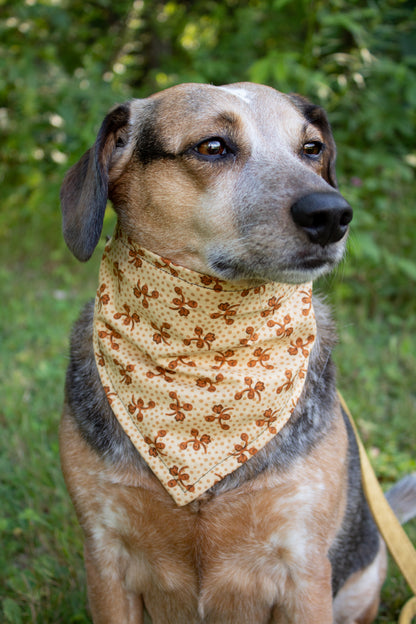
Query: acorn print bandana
93 227 316 505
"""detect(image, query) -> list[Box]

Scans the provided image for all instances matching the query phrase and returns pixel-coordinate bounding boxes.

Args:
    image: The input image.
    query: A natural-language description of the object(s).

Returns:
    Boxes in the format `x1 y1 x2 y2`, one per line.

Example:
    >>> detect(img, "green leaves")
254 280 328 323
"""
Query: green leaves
2 1 415 309
1 2 415 620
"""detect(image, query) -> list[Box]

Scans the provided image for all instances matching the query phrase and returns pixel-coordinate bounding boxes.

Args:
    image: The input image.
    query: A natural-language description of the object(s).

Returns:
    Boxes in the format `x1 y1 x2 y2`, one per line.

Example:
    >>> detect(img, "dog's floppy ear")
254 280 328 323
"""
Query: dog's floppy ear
289 94 338 189
60 103 131 261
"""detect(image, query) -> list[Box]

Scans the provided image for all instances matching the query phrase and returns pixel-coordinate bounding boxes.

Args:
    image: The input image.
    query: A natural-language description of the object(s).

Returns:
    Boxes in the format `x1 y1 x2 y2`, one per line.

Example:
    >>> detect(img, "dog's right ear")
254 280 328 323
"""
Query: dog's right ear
60 103 131 261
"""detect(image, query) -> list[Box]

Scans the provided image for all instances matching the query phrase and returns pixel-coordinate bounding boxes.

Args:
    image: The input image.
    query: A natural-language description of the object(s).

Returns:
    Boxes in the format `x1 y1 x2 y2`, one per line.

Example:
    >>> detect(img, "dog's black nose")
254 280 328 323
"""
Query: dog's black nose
291 192 353 246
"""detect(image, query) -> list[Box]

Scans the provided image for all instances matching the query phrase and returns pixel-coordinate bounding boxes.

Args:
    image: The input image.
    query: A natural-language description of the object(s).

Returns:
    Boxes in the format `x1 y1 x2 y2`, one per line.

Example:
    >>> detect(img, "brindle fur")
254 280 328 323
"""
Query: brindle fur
60 83 400 623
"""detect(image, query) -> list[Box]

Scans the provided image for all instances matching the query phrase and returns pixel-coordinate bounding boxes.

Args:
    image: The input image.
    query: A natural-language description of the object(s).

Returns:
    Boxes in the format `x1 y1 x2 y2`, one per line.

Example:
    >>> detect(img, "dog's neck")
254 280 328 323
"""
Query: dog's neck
93 226 317 505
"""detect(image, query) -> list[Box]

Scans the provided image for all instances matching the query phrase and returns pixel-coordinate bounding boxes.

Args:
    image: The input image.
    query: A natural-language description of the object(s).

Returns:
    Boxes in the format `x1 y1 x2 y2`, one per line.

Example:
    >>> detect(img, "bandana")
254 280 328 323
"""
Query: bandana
93 227 316 505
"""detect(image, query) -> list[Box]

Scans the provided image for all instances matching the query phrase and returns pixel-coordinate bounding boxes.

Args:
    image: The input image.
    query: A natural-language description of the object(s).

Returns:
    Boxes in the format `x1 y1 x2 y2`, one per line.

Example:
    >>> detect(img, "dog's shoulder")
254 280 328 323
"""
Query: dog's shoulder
64 300 146 468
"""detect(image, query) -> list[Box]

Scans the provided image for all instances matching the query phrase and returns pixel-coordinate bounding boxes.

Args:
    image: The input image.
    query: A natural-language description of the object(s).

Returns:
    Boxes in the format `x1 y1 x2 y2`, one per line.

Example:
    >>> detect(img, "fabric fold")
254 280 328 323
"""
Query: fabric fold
93 227 316 505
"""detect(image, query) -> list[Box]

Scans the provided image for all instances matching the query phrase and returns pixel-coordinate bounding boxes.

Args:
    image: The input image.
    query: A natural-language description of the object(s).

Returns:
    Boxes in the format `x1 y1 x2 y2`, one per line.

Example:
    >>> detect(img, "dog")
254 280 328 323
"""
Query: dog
60 82 415 623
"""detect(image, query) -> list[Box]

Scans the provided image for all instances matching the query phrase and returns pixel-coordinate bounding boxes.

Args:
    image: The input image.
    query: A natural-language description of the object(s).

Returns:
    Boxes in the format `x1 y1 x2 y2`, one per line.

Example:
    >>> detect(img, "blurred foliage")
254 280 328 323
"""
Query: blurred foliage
1 0 416 316
1 2 416 621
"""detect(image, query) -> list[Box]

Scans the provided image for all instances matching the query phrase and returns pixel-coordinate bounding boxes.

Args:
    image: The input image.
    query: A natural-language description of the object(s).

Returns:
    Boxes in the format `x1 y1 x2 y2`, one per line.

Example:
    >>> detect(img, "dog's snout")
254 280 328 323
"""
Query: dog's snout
291 192 353 246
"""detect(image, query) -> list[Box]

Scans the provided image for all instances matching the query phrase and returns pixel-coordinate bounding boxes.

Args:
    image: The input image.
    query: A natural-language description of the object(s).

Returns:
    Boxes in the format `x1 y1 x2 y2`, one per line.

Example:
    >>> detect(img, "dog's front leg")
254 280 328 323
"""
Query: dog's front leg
270 557 333 624
200 556 333 624
60 412 146 623
199 509 334 624
84 541 145 624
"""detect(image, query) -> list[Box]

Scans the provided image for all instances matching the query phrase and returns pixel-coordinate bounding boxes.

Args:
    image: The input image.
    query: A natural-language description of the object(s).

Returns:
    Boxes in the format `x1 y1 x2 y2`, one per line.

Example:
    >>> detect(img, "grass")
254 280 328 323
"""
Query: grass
1 216 415 623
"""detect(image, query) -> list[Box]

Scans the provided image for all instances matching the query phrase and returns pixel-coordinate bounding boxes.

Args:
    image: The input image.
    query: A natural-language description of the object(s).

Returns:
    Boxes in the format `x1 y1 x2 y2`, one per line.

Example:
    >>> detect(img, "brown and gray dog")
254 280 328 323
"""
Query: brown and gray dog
60 82 415 623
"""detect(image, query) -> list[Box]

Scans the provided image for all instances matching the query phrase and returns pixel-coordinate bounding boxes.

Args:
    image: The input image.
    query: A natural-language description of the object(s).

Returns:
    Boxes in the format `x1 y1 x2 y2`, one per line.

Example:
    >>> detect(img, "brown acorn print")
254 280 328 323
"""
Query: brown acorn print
98 323 121 350
239 326 259 346
276 369 294 394
113 358 135 385
128 395 156 421
144 430 167 457
96 283 110 310
210 301 240 325
146 366 176 383
204 404 233 430
235 377 265 401
167 465 195 492
103 386 117 406
300 289 313 316
151 321 171 345
166 391 193 422
256 408 278 434
95 349 105 367
155 257 179 277
240 285 265 297
260 295 283 318
288 335 315 357
179 429 211 453
113 304 140 330
211 350 237 370
183 326 216 350
199 275 224 291
112 261 124 292
127 241 144 268
170 286 198 316
133 278 159 308
196 373 224 392
247 347 274 369
167 355 196 370
267 314 293 338
232 433 257 463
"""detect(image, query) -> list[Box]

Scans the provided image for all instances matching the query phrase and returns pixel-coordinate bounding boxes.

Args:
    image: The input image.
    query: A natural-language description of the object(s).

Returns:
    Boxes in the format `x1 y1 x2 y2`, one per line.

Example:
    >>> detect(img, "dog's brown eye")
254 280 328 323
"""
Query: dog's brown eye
196 139 228 157
303 141 323 156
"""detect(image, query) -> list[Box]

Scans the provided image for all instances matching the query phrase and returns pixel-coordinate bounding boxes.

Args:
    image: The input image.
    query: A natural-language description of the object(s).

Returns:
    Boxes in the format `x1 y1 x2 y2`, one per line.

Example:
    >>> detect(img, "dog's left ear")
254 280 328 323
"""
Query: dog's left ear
60 103 131 261
289 95 338 189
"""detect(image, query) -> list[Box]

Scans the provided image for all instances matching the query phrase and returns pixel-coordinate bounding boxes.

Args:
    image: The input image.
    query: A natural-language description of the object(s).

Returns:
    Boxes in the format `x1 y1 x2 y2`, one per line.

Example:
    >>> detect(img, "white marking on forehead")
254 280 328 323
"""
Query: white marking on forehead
218 86 252 104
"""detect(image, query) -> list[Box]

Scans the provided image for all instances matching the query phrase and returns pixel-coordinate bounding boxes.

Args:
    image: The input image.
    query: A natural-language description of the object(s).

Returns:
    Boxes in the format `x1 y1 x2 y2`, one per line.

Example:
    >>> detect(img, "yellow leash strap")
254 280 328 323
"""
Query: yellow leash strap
338 391 416 623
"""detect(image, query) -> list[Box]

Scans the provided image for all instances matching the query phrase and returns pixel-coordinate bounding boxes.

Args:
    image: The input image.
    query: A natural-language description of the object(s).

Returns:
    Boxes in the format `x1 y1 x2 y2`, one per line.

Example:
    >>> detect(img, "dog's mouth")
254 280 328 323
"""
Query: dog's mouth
276 256 338 284
297 256 329 270
293 249 342 273
208 245 343 285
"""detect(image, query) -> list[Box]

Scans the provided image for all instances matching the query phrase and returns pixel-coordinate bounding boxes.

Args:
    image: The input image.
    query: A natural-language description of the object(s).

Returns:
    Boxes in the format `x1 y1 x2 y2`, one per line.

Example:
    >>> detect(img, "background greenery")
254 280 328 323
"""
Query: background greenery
1 0 415 622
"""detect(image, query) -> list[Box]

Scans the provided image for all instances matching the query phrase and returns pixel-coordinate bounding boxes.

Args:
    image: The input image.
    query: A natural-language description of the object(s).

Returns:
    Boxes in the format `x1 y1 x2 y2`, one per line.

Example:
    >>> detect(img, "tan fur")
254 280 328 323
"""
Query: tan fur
61 403 349 623
332 545 387 624
108 84 332 278
60 83 383 623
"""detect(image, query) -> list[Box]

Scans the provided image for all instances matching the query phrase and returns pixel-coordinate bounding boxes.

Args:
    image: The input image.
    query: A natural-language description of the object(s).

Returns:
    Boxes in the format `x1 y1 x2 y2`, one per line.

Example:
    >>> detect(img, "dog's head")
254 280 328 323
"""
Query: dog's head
61 82 352 284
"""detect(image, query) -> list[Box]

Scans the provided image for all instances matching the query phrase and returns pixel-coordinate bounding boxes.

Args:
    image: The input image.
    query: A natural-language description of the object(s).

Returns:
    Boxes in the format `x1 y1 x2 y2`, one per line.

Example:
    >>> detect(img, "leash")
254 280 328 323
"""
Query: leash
337 391 416 623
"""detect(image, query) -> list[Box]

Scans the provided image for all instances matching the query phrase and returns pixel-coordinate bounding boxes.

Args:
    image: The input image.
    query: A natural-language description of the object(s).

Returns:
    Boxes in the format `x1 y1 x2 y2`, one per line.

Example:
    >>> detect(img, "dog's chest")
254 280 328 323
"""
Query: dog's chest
86 414 347 618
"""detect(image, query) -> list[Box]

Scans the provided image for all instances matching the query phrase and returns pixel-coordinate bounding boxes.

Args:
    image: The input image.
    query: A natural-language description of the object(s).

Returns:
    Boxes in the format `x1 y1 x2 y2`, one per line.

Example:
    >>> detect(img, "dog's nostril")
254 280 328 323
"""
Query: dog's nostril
291 192 352 246
340 210 353 227
306 211 328 229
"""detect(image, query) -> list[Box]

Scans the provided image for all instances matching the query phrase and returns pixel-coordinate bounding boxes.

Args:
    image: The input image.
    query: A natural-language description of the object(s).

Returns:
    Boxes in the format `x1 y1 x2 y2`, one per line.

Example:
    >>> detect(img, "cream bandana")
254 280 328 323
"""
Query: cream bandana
93 227 316 505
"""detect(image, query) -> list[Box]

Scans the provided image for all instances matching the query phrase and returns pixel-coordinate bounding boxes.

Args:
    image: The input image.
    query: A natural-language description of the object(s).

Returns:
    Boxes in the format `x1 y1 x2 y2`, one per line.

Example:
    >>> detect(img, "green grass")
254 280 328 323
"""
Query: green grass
1 219 415 623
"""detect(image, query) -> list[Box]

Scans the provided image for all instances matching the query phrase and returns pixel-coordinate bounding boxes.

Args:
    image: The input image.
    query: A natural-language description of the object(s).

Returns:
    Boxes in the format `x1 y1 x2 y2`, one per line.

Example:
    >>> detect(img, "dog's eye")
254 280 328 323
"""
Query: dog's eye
195 138 229 157
303 141 323 156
